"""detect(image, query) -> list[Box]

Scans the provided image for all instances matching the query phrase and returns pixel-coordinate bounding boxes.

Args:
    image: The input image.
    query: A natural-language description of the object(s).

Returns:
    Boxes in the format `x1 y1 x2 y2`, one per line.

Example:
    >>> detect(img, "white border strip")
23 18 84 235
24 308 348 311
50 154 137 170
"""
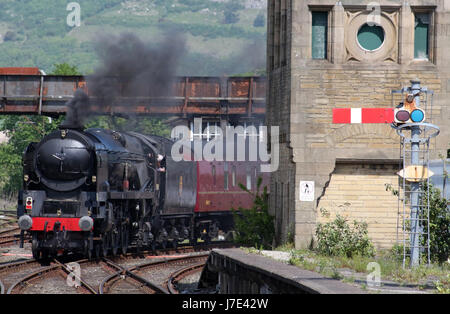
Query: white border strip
351 108 362 124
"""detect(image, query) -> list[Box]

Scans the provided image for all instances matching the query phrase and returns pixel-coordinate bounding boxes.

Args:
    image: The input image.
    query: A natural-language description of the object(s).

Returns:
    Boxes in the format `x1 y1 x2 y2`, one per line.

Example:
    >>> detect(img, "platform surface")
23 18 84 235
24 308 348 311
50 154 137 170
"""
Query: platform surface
212 248 367 294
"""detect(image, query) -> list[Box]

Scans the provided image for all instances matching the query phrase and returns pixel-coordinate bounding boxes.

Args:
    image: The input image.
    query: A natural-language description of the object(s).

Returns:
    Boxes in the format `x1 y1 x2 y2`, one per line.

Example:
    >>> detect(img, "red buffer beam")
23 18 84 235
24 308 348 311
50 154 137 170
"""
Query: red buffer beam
333 108 395 124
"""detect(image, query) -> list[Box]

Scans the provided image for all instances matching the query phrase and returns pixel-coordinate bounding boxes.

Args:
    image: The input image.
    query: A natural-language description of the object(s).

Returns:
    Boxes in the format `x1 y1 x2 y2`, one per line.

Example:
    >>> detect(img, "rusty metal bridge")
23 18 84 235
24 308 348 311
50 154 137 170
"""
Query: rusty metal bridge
0 69 266 119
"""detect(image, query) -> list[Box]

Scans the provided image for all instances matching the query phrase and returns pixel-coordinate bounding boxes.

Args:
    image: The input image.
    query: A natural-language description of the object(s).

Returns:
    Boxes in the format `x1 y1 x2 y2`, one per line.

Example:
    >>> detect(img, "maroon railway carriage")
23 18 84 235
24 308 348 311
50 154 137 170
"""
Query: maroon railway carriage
194 159 270 239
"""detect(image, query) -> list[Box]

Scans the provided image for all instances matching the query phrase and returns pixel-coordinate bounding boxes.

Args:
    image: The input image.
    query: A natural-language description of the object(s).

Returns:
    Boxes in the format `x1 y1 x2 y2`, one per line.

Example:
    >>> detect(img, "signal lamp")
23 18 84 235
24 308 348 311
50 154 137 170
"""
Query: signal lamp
394 102 426 125
25 197 33 210
410 109 425 123
395 110 410 122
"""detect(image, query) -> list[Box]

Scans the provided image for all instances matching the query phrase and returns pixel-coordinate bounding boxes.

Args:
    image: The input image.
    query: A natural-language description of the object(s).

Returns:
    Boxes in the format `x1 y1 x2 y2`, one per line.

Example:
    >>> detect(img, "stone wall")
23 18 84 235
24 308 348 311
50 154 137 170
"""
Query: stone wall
317 162 401 249
267 0 450 249
267 0 296 245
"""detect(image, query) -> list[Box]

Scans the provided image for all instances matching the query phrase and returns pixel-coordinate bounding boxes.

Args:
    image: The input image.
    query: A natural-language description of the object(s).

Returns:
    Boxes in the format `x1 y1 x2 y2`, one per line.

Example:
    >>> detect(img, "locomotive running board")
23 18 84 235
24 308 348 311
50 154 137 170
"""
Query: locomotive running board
108 191 155 200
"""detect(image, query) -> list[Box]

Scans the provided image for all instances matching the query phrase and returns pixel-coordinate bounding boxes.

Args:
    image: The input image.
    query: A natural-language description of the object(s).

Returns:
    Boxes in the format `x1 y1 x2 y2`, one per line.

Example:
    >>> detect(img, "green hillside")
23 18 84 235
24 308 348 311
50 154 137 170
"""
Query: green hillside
0 0 267 75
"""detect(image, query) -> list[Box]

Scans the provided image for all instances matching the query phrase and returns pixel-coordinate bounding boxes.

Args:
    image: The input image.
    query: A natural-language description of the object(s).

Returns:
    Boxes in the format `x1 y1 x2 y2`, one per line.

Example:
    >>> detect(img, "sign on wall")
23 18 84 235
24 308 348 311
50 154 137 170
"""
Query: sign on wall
300 181 315 202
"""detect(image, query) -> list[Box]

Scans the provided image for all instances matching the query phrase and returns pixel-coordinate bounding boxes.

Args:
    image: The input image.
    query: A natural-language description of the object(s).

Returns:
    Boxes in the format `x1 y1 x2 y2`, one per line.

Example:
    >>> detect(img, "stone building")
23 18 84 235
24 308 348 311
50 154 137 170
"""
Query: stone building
267 0 450 249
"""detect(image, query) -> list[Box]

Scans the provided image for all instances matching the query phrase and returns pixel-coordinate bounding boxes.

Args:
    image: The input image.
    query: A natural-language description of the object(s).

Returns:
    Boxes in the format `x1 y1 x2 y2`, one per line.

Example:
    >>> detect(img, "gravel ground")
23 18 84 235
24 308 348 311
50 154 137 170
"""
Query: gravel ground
260 250 291 263
21 273 79 294
108 278 146 294
0 243 33 264
176 272 203 294
80 262 115 290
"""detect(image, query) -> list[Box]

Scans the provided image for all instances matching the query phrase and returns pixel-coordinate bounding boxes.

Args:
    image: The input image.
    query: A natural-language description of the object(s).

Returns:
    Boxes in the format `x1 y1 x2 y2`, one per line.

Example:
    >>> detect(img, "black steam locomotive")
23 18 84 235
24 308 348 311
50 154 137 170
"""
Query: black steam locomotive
17 126 197 259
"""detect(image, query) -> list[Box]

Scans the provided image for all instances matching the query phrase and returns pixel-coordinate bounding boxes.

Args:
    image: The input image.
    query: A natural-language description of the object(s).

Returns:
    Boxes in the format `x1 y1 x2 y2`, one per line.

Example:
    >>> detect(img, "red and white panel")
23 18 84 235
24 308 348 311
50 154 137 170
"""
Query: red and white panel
333 108 394 124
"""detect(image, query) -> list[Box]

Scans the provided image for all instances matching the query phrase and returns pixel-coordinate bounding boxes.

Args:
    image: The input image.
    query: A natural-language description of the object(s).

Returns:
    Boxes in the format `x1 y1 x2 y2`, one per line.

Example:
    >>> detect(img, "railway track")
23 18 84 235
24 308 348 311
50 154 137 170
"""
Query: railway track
0 242 233 294
0 228 20 247
0 259 46 294
0 212 17 230
166 260 206 294
0 227 20 236
100 253 208 294
0 227 30 247
5 259 98 294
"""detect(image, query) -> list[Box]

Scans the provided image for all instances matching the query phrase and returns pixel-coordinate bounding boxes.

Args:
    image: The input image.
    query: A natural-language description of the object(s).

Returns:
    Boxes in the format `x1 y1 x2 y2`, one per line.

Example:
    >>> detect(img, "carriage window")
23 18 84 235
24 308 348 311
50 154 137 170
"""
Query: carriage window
232 165 236 187
274 182 278 209
224 162 229 190
246 171 252 190
212 165 216 186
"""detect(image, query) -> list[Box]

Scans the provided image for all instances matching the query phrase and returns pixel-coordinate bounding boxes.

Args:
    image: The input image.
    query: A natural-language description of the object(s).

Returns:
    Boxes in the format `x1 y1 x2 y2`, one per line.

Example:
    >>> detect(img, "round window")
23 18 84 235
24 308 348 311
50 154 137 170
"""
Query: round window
357 24 385 51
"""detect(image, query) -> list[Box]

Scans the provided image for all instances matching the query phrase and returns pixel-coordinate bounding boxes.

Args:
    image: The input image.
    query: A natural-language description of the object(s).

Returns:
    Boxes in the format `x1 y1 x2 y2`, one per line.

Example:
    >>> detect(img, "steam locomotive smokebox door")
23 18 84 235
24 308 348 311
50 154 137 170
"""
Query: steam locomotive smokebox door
162 156 196 215
37 138 92 181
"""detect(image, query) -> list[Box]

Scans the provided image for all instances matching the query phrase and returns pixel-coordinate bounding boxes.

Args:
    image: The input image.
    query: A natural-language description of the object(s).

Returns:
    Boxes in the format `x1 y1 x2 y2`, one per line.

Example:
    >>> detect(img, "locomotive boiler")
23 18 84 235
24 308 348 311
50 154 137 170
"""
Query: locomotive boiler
17 125 270 259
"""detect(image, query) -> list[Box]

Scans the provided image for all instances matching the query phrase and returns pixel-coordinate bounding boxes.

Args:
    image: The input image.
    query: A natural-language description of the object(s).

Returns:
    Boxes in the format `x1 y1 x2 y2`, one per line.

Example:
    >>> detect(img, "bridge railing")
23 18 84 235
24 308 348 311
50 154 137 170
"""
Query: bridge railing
0 75 266 117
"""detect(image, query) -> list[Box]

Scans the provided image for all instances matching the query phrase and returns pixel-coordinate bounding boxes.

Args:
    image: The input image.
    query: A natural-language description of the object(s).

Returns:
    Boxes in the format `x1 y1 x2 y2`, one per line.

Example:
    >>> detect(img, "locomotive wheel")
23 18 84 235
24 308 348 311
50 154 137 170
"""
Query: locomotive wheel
189 237 197 246
32 234 41 260
40 249 50 261
101 232 110 257
94 243 101 258
121 225 128 254
32 249 40 260
85 239 92 260
136 240 142 255
203 236 211 245
111 230 119 256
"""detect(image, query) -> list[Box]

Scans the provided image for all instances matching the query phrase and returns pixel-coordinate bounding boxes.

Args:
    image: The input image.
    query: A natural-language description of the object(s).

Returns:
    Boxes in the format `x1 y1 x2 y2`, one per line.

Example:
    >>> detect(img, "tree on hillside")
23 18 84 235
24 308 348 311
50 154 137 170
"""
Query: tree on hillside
50 63 82 75
223 0 243 24
3 31 17 42
253 13 265 27
224 10 239 24
225 0 244 12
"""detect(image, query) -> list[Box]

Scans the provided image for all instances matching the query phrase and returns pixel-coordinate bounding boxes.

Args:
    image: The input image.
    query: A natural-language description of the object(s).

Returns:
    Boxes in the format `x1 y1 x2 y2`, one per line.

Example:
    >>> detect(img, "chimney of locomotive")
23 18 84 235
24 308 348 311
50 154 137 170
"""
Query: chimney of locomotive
60 89 90 131
58 122 85 131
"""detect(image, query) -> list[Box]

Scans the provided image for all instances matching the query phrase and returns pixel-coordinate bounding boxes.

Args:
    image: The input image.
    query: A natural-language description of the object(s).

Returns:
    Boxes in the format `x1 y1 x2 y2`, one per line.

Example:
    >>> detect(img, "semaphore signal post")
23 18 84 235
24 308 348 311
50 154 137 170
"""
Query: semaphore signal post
333 80 440 267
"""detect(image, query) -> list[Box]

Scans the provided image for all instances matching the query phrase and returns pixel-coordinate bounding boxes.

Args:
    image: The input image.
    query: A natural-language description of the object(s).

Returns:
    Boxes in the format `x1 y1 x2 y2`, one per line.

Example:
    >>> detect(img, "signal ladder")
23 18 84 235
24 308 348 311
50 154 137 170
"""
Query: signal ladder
333 80 441 267
392 82 439 267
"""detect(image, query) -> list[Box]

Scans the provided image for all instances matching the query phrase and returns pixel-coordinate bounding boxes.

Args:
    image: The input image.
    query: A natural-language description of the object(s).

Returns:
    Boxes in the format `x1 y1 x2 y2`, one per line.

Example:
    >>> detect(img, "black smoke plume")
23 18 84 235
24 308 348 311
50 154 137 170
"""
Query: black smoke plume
61 32 186 129
61 89 90 129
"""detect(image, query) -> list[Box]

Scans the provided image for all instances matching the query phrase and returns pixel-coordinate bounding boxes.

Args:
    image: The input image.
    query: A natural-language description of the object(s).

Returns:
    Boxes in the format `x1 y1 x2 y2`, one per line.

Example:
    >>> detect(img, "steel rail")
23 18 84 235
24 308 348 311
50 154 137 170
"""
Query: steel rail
166 261 206 294
99 253 210 294
6 259 96 294
128 253 209 294
100 258 168 294
6 263 60 294
0 227 20 237
53 259 98 294
0 236 19 247
0 259 38 271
